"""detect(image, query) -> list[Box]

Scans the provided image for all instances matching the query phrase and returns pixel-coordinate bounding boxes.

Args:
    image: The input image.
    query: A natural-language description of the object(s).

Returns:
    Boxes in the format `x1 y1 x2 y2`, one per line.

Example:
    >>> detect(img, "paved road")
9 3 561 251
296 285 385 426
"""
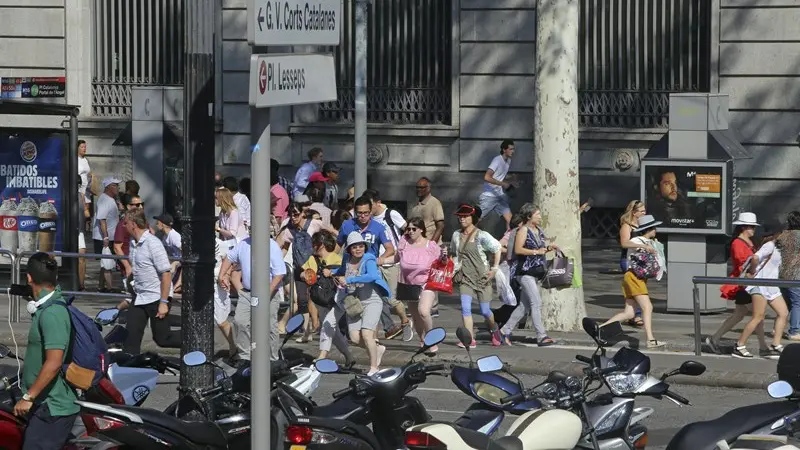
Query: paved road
0 359 772 450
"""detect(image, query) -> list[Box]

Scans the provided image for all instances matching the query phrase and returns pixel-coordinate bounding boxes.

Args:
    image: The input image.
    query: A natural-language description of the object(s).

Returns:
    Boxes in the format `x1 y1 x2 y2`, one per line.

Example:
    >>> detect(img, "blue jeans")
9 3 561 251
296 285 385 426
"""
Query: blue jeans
620 258 642 318
781 287 800 336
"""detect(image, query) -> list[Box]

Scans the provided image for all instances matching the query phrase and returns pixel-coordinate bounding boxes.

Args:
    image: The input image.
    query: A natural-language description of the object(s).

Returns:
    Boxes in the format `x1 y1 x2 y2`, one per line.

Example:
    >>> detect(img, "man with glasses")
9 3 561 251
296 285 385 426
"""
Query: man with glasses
114 194 144 282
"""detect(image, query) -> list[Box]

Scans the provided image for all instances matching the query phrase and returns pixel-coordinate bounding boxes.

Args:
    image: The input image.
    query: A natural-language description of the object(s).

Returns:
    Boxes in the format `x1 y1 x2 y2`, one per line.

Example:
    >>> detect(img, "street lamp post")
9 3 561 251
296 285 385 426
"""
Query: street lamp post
179 0 217 390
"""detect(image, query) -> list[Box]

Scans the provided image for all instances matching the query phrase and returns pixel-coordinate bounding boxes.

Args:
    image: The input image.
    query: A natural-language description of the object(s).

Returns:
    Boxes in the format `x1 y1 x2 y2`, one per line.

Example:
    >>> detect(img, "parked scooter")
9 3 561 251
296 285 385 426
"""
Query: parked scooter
0 342 129 450
77 314 313 449
665 343 800 450
279 327 504 450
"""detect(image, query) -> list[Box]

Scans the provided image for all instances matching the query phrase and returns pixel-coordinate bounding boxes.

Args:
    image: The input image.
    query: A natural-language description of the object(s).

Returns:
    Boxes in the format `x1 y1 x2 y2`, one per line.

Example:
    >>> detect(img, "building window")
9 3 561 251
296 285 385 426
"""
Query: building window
578 0 712 128
318 0 453 125
91 0 185 117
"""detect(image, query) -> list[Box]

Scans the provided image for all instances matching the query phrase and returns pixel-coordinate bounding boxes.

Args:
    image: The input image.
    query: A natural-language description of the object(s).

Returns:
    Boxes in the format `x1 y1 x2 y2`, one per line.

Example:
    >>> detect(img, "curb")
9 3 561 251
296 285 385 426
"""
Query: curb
373 350 771 391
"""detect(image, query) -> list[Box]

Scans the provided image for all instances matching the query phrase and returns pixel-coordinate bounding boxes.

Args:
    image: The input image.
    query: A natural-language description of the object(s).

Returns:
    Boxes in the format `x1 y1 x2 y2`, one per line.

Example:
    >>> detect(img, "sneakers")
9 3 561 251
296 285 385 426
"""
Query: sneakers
704 336 722 354
457 339 477 349
732 345 753 359
765 344 784 360
431 309 439 318
490 329 503 347
385 324 404 340
402 320 414 342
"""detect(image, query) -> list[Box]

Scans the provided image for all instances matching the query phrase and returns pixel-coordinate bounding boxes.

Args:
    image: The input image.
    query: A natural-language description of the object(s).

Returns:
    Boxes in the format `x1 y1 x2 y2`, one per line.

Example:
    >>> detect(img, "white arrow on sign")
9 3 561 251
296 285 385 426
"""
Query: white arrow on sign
249 53 337 108
247 0 342 46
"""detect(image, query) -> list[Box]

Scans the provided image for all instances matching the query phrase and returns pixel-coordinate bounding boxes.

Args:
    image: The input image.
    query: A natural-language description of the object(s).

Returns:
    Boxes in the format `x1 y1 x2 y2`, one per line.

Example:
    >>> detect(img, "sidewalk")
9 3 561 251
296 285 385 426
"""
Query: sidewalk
0 247 777 389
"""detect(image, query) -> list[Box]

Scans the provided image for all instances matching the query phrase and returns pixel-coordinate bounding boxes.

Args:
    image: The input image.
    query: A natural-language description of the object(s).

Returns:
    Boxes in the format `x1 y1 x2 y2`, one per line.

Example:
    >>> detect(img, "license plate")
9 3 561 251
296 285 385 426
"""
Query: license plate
290 446 306 450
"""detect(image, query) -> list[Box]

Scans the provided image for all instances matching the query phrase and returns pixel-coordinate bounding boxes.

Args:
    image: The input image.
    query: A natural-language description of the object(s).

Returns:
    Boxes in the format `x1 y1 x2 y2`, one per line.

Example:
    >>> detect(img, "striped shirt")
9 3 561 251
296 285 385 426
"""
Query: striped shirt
130 230 172 305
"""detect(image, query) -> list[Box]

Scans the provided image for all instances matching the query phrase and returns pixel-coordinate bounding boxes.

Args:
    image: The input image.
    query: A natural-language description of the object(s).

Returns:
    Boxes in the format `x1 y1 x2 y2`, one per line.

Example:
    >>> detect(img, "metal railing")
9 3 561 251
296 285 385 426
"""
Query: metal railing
691 276 800 356
7 250 295 322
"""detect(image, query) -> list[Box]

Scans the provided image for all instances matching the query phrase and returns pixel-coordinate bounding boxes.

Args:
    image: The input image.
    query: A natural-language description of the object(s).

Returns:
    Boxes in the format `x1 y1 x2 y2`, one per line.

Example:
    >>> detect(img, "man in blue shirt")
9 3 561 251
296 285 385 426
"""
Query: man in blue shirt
337 195 404 338
337 195 395 262
219 237 286 362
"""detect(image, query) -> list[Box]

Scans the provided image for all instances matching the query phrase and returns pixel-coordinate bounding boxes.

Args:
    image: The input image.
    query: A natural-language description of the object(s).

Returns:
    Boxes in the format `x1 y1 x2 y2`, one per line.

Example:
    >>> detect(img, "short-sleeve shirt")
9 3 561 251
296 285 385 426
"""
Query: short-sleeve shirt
373 207 406 263
113 221 131 255
271 183 290 222
234 192 251 226
130 231 172 305
337 218 393 257
302 252 343 273
409 195 445 243
483 155 511 196
162 229 182 259
278 219 327 246
23 288 79 416
226 238 286 291
93 193 119 241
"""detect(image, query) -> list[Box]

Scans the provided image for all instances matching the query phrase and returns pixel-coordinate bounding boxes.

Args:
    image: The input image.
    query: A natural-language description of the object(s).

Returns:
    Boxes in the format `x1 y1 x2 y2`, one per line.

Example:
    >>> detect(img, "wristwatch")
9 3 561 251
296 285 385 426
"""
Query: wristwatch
22 393 34 402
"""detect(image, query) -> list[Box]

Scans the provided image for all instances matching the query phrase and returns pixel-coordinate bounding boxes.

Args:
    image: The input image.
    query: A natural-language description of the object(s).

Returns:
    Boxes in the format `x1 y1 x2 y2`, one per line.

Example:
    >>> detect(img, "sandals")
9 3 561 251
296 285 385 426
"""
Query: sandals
647 339 666 349
538 336 556 347
627 317 644 328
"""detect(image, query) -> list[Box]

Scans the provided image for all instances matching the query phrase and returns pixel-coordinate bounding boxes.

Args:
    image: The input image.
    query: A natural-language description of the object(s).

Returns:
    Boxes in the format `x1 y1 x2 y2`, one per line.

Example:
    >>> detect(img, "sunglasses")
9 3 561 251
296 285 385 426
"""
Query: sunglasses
355 210 371 216
406 227 420 233
129 202 144 208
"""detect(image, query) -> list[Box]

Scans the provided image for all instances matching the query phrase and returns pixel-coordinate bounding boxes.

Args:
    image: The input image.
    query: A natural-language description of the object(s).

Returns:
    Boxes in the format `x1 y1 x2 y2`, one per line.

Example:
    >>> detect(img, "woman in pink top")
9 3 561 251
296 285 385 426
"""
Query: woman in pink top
396 217 442 354
216 187 248 242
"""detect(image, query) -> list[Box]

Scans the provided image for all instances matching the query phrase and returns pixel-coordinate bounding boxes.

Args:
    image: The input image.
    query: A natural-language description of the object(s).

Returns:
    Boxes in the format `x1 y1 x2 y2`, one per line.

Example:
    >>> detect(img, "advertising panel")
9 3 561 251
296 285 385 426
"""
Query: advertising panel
640 160 729 235
0 135 64 253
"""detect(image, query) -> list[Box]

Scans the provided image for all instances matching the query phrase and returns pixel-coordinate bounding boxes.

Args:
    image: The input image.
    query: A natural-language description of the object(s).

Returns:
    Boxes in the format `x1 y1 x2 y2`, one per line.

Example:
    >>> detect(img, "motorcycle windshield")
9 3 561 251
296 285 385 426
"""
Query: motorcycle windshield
451 366 541 414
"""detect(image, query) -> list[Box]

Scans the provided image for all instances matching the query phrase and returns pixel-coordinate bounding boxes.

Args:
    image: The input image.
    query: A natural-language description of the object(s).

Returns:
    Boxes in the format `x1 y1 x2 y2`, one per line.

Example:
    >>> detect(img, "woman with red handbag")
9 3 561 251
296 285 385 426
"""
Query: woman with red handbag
395 217 442 354
705 212 769 355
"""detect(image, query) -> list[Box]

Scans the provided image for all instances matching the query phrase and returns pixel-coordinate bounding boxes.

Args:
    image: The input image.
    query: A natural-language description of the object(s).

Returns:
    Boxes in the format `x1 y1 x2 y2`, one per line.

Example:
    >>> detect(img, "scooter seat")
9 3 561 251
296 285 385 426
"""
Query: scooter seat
312 395 365 421
448 426 524 450
666 401 797 450
111 405 228 447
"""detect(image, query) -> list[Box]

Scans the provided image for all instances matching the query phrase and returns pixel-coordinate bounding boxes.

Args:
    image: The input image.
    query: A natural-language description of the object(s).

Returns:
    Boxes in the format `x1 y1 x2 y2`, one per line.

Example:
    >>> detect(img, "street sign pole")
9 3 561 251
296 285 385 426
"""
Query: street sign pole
354 0 369 197
247 1 341 448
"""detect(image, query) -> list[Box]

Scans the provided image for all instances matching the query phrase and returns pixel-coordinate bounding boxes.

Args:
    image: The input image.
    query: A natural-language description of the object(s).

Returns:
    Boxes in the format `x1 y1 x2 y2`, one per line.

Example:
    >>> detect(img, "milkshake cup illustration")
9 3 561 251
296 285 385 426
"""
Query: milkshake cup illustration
0 199 18 252
38 201 58 252
17 198 40 252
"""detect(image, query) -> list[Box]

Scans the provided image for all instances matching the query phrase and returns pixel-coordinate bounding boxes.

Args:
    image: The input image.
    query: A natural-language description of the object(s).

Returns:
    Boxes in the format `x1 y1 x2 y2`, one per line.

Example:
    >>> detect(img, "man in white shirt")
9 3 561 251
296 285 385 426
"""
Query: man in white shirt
219 237 286 362
77 140 91 290
93 177 121 292
479 139 519 230
363 189 413 342
154 213 182 292
293 147 324 198
223 177 251 228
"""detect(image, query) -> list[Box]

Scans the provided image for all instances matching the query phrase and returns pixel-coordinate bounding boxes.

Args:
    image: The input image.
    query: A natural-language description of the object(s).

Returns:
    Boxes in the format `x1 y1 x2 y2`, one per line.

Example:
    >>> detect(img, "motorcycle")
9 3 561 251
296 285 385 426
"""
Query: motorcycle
77 314 313 449
665 344 800 450
280 327 505 450
445 319 704 450
0 342 129 450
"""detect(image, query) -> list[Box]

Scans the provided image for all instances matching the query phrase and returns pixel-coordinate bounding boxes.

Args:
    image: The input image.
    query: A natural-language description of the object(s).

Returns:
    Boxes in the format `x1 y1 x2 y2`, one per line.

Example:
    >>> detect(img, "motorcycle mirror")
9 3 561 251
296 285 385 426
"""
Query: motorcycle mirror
582 317 599 339
476 355 504 373
314 358 340 374
678 361 706 377
768 380 795 399
95 308 119 326
546 370 568 383
285 314 305 336
456 327 472 348
183 351 207 367
598 322 623 342
0 344 9 358
423 328 446 348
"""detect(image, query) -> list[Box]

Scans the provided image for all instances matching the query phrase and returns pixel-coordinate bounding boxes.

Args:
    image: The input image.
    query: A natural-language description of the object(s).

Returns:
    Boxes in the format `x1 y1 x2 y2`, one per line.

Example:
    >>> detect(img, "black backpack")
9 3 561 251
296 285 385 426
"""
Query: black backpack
309 256 338 308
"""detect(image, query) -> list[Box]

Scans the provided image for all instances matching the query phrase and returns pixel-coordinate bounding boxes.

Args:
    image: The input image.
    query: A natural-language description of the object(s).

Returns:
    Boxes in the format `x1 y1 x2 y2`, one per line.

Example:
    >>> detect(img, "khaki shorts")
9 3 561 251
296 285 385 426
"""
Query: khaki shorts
621 271 648 299
457 282 492 303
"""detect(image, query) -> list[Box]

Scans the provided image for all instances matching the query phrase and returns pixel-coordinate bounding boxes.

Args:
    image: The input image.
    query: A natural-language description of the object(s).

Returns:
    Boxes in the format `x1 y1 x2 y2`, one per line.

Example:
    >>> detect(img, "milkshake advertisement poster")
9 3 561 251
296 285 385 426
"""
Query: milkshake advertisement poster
0 137 62 254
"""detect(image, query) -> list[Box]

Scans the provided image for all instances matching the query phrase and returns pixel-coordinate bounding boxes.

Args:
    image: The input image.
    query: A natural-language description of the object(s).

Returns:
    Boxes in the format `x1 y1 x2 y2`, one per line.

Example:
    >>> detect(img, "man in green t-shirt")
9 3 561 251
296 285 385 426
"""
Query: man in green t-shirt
13 252 79 450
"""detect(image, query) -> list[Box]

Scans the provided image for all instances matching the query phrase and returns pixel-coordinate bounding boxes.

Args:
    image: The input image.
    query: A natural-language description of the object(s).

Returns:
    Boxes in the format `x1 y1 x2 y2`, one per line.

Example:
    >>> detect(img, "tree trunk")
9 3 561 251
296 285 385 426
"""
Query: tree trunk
533 0 586 331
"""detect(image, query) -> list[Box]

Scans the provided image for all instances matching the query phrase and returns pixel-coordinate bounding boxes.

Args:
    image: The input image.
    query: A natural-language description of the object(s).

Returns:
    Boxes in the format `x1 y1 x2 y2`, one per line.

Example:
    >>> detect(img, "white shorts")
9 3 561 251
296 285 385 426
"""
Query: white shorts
213 259 231 325
746 285 783 302
78 232 86 250
478 191 511 217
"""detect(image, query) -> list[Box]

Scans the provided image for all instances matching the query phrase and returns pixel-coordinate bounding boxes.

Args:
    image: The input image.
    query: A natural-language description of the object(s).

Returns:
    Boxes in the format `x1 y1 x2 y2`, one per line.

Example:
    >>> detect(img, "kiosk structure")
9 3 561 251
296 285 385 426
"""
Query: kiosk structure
642 93 751 313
